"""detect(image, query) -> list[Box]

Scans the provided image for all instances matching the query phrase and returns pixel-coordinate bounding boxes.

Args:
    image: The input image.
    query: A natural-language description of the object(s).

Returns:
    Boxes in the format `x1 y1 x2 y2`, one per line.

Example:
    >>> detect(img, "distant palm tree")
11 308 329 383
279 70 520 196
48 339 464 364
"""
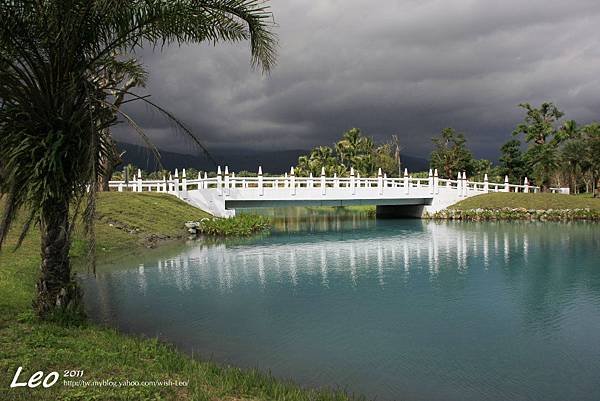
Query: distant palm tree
309 146 336 175
336 128 362 165
391 135 402 177
0 0 277 319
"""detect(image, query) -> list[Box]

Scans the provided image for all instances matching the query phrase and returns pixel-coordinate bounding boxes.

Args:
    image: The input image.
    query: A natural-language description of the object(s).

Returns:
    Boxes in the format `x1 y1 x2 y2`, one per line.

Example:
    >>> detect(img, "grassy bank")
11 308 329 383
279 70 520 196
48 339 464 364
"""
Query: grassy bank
449 192 600 211
428 193 600 221
0 192 358 401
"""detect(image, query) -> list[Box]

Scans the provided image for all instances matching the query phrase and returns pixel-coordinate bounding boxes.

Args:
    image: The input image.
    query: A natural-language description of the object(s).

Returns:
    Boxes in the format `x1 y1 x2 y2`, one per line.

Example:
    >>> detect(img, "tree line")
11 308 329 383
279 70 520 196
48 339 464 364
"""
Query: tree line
292 102 600 196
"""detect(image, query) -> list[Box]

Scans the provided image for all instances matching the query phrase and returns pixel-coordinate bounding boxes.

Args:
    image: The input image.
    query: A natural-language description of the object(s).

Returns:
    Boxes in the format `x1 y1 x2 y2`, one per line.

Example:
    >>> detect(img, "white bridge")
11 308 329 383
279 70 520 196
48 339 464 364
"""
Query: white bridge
109 166 548 218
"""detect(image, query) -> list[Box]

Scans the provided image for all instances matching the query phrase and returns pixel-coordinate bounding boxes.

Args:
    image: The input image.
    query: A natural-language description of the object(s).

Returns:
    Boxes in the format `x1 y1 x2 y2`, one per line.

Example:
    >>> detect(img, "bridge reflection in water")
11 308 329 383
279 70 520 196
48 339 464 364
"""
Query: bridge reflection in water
81 219 600 401
119 222 540 292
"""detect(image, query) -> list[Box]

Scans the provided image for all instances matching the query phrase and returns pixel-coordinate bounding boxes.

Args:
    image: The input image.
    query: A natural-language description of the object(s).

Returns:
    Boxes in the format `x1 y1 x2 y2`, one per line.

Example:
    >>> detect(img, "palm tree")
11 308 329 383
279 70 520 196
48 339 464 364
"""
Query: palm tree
581 123 600 197
526 144 560 191
309 146 336 175
296 155 311 176
0 0 277 319
98 57 148 191
335 128 362 165
391 134 402 176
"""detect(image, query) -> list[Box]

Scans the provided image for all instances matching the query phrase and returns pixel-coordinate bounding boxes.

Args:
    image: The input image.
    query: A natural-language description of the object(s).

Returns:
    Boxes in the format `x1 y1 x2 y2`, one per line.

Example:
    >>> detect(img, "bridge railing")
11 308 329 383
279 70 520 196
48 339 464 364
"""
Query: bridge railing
108 167 545 197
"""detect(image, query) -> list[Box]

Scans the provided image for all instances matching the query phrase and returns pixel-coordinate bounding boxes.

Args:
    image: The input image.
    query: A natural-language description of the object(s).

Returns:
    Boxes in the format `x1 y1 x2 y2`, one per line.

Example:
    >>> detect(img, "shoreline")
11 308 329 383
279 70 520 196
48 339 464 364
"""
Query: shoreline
0 193 361 401
425 207 600 221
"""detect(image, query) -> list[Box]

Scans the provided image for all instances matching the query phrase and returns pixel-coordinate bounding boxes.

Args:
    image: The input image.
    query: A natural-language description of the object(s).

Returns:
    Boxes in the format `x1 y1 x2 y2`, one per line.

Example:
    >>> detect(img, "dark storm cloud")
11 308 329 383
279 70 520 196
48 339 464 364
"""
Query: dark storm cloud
114 0 600 159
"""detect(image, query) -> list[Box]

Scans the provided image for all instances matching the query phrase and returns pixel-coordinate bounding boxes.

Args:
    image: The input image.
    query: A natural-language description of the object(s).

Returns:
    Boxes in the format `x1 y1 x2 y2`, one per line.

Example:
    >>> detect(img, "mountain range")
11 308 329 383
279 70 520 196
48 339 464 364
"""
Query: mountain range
117 142 429 174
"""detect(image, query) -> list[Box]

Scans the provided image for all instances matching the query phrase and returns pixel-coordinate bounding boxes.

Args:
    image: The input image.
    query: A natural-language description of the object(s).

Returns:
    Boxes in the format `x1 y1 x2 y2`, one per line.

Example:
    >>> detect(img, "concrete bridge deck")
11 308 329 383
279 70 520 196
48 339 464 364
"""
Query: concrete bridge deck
109 167 542 218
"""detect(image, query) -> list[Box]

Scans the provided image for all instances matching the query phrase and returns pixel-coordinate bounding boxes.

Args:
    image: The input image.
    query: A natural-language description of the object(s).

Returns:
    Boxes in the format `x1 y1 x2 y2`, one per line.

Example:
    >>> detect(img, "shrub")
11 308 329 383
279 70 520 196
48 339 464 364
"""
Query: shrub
197 214 271 236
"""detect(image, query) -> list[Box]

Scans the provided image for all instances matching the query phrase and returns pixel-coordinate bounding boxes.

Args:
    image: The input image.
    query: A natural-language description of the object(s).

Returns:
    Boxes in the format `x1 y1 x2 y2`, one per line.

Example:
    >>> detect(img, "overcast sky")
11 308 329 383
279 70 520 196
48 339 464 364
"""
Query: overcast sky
115 0 600 160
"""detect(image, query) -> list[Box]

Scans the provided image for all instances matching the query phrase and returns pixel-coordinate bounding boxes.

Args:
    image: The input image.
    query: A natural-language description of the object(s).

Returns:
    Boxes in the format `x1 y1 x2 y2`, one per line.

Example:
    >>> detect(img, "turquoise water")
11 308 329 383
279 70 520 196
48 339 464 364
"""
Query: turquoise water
81 218 600 401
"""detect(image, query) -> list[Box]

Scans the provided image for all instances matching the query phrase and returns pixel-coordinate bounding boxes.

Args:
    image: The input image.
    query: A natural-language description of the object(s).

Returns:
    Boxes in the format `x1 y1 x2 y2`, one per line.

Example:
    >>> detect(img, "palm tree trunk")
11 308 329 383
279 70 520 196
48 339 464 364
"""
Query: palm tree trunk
35 199 82 318
97 159 112 192
97 135 120 192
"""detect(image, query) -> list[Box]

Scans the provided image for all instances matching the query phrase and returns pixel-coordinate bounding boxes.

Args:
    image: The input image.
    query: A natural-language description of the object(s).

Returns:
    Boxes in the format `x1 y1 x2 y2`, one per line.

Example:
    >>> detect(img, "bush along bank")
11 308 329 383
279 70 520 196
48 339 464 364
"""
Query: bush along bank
186 214 271 236
425 208 600 221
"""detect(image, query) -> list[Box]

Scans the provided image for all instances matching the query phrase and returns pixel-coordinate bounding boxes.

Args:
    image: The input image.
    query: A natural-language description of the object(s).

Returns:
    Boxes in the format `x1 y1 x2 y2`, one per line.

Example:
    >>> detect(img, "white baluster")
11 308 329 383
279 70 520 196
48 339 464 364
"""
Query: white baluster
350 167 355 195
224 166 230 196
174 169 180 196
434 168 439 194
378 168 383 195
217 166 223 196
321 167 326 195
428 169 433 194
404 168 409 195
290 166 296 195
484 173 489 192
137 169 143 192
524 177 529 193
504 175 510 192
258 166 263 196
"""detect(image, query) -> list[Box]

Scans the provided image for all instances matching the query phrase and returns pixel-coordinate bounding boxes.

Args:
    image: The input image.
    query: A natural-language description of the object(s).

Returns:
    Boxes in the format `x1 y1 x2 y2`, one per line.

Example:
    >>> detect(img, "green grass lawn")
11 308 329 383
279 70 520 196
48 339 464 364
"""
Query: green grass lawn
450 192 600 211
0 192 358 401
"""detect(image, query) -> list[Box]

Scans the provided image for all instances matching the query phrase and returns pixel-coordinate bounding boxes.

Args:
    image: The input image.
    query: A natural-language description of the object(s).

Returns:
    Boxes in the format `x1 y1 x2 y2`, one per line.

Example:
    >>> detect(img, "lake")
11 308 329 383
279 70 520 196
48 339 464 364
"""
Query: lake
80 212 600 401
